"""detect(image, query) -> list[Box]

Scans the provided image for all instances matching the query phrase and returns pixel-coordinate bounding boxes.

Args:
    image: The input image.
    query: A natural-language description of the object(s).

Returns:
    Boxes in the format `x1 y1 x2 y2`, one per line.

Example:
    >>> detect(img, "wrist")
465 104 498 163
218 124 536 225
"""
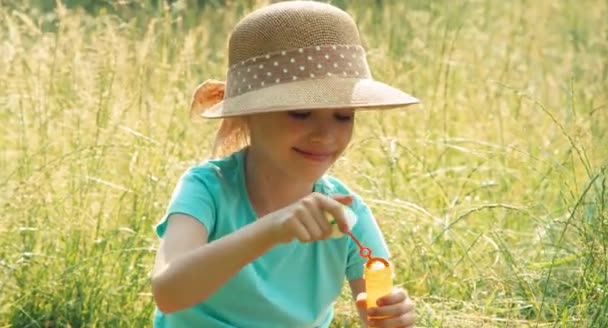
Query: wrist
252 215 283 247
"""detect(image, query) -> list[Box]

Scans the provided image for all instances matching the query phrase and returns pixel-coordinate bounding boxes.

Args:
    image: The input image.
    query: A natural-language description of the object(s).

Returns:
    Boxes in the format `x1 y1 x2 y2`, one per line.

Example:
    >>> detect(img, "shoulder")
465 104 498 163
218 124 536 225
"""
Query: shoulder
179 148 245 187
156 149 246 238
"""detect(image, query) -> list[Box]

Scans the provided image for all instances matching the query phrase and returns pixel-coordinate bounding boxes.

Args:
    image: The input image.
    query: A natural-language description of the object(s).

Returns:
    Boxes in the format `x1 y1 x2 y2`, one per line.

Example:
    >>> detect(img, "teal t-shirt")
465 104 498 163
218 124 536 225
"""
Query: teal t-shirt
153 148 391 328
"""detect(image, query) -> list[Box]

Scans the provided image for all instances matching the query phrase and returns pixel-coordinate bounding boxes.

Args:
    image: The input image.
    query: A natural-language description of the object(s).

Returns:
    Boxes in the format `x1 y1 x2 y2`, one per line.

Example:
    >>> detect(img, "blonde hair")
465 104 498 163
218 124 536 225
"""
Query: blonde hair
211 117 250 158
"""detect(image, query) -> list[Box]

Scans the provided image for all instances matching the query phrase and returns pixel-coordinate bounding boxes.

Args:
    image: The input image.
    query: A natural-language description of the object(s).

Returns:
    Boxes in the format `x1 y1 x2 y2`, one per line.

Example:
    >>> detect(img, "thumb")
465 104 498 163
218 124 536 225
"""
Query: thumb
331 194 353 206
355 292 367 310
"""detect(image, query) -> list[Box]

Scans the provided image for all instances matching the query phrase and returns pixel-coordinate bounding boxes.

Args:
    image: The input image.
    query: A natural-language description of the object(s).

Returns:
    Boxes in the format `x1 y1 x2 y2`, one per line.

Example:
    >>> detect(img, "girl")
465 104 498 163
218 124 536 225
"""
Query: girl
151 1 419 327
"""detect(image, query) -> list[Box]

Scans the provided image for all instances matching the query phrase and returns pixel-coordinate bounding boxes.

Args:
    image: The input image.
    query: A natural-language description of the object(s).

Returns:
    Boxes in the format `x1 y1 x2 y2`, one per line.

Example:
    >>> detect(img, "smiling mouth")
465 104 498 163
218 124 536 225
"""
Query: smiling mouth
292 148 333 162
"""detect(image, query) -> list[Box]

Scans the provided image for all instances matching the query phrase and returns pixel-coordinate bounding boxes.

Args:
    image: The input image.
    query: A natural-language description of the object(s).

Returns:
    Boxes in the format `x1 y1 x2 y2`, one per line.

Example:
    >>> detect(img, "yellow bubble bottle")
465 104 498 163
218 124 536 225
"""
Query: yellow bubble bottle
364 258 393 322
343 227 393 326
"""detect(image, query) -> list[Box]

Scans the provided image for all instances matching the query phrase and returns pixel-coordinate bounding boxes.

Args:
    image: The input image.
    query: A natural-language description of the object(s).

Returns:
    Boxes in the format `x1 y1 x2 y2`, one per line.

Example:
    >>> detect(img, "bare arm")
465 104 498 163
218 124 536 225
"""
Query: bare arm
349 278 369 327
151 213 278 314
151 193 352 314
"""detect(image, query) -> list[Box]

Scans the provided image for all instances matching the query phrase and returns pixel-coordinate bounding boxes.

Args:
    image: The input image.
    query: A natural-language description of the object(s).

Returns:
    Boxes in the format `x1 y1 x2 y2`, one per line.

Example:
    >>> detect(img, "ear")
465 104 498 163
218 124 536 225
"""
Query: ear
190 79 225 119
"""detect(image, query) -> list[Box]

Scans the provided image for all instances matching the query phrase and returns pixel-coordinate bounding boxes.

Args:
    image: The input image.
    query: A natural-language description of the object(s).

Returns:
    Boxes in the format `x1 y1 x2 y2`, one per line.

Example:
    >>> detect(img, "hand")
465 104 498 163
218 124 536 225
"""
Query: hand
268 192 353 244
356 288 415 328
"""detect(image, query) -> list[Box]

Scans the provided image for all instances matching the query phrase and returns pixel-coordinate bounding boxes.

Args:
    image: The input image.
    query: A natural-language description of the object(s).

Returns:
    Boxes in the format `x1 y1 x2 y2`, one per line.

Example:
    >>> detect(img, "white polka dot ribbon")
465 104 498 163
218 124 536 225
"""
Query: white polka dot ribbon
225 44 372 97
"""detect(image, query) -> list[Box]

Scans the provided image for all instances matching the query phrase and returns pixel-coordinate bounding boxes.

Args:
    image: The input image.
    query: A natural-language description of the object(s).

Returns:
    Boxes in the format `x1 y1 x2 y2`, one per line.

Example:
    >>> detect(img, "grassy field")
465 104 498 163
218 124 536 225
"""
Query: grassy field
1 0 607 327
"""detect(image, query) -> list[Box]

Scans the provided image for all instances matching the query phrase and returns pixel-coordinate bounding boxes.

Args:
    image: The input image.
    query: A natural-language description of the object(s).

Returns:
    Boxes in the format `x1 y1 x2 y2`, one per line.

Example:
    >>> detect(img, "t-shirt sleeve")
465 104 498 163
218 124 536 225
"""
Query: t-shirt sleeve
154 166 217 238
345 196 391 280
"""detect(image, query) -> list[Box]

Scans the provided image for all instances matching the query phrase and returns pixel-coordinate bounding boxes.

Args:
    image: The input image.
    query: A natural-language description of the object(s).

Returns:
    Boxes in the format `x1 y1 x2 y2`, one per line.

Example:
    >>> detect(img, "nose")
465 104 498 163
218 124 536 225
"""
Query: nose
309 120 335 145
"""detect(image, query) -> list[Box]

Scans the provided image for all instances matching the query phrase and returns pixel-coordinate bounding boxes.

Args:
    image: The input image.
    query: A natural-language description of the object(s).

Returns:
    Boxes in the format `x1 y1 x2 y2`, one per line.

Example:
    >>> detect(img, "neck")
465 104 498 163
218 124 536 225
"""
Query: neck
244 147 315 218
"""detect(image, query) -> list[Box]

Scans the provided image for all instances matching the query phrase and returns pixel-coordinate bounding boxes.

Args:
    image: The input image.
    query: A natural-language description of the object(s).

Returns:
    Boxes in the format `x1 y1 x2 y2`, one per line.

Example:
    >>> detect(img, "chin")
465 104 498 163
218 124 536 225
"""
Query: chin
284 150 337 181
303 166 332 182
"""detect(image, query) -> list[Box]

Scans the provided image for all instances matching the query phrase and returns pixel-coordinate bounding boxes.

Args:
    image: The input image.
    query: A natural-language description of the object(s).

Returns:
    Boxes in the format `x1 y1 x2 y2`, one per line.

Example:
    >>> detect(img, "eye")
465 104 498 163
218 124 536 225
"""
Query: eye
334 113 354 122
288 111 311 120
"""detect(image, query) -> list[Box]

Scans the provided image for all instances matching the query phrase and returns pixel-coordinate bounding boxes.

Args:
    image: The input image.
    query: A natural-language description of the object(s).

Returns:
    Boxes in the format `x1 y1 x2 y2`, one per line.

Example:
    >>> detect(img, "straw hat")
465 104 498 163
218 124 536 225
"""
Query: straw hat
190 0 420 119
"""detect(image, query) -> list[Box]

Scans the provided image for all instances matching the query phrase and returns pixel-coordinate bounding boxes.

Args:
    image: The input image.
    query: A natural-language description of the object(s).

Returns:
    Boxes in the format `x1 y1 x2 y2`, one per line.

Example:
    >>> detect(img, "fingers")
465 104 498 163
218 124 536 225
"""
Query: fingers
367 289 415 328
368 312 415 328
332 194 353 206
298 198 329 241
285 213 312 242
302 196 333 239
317 193 351 233
355 292 367 310
283 193 353 243
368 298 414 318
376 288 407 306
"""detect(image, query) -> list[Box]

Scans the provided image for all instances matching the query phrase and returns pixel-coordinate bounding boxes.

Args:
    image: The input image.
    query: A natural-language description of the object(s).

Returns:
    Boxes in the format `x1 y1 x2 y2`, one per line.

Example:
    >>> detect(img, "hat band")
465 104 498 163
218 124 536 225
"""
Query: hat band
225 44 372 98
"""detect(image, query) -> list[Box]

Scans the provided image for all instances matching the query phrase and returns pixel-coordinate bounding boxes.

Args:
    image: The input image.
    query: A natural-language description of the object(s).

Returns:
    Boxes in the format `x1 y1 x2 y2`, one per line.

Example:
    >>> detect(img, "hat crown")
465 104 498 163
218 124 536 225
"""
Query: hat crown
228 1 362 66
195 1 419 119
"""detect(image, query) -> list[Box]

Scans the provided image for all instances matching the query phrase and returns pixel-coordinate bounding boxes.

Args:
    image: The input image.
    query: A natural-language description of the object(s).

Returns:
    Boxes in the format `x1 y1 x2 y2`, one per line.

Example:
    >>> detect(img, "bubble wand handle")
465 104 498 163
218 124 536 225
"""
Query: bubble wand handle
345 231 390 267
345 231 372 260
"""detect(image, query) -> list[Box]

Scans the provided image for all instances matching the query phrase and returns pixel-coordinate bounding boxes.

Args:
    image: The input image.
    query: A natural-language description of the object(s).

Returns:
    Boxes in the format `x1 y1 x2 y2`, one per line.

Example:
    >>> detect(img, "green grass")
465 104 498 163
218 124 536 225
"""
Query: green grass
1 0 607 327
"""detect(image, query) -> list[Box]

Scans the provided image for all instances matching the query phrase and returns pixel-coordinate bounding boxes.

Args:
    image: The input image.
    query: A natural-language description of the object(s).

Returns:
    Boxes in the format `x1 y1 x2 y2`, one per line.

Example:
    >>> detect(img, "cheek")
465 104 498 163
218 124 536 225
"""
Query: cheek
249 117 281 140
282 121 310 140
250 121 297 153
337 123 354 146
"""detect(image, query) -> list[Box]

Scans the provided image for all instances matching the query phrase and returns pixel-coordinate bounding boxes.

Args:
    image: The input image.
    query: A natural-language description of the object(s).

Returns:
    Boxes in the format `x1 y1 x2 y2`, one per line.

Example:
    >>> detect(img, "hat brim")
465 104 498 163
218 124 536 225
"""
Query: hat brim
201 77 420 118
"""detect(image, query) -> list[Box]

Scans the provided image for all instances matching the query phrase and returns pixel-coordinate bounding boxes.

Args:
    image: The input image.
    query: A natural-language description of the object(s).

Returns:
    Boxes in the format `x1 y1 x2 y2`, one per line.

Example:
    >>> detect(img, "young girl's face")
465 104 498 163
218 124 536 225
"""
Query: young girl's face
246 108 355 182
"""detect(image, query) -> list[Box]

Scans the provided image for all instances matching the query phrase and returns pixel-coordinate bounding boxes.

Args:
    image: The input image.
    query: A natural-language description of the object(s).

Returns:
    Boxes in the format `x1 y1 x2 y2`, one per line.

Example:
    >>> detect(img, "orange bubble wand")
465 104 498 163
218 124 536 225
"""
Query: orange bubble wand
344 231 389 267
